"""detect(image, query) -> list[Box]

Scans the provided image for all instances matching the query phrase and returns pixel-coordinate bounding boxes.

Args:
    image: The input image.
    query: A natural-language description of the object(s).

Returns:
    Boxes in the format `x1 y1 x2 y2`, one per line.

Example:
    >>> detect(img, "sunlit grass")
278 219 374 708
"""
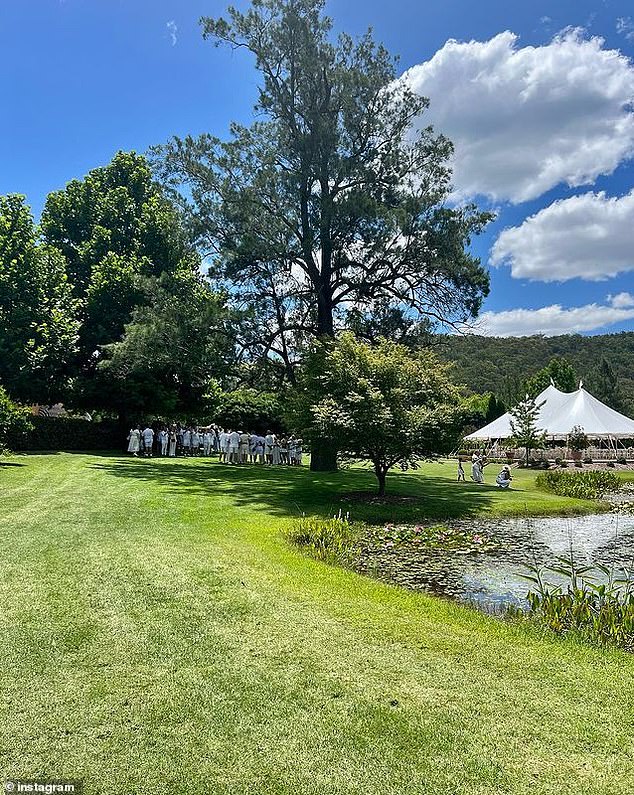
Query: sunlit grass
1 453 633 795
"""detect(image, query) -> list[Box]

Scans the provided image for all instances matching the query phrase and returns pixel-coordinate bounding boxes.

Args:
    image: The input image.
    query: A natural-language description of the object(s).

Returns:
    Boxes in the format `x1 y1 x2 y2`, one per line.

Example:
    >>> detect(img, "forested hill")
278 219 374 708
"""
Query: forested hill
435 331 634 409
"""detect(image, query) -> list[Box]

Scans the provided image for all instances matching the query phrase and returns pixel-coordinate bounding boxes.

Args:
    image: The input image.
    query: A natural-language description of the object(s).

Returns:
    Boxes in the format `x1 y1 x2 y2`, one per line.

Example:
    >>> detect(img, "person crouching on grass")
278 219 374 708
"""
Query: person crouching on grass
495 465 513 489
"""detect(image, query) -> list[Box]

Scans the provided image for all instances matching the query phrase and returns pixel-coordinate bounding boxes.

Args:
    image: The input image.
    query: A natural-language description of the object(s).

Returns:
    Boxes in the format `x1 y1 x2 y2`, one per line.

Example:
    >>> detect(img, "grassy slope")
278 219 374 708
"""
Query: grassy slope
1 454 633 795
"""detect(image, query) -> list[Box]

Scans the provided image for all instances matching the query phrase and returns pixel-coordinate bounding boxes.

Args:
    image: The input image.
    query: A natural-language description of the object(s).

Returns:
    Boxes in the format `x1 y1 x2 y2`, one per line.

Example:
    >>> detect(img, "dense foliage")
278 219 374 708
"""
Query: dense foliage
0 386 32 451
0 196 79 403
437 333 634 412
535 470 619 500
208 388 284 433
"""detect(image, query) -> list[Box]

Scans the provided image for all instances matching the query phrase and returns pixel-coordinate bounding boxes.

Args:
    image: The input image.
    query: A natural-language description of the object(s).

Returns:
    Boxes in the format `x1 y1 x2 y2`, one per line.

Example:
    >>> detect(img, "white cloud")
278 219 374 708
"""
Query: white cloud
402 30 634 203
166 20 178 47
617 17 634 42
476 301 634 337
609 291 634 308
490 189 634 282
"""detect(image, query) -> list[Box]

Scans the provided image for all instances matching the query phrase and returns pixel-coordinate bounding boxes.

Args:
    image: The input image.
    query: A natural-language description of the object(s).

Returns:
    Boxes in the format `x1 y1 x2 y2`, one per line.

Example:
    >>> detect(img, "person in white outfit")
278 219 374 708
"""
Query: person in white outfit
127 427 141 456
218 429 228 463
191 428 200 456
203 430 213 456
142 426 155 458
264 431 275 465
168 427 177 457
182 428 191 457
228 429 241 464
160 428 169 456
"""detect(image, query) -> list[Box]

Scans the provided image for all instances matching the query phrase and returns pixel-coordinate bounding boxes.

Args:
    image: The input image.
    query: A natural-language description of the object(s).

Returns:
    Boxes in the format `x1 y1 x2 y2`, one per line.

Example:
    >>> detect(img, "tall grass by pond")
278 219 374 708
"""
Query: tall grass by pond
286 511 361 564
536 470 620 500
511 552 634 652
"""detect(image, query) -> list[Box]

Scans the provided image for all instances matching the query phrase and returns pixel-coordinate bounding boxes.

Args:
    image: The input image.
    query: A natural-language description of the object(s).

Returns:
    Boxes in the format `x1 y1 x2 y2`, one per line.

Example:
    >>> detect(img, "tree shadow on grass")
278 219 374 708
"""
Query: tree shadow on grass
92 458 495 524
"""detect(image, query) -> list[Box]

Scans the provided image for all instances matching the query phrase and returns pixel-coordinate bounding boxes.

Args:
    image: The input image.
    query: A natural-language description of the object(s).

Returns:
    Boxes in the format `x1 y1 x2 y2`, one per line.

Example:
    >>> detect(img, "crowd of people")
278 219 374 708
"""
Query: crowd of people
458 452 513 489
126 425 304 465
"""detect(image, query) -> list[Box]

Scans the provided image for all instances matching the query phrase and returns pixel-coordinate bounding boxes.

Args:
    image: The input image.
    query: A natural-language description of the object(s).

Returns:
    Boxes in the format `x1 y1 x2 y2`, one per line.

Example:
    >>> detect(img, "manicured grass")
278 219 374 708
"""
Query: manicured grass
1 453 634 795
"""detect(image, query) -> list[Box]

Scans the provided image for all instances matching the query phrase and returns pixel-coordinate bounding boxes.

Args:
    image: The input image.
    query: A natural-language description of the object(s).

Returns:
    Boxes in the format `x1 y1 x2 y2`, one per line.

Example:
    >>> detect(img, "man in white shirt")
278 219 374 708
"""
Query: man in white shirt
203 430 213 456
249 432 259 464
218 429 229 462
159 428 168 456
264 431 275 465
142 426 155 458
228 429 241 464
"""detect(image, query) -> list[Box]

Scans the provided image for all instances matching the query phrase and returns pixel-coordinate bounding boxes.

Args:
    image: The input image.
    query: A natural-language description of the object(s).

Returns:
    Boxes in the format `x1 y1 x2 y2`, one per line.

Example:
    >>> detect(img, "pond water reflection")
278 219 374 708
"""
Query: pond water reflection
356 514 634 613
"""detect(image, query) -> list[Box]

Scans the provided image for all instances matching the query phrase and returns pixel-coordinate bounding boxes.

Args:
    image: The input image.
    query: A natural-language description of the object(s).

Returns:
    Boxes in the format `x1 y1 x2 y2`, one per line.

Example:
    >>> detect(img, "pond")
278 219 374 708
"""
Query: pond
355 513 634 613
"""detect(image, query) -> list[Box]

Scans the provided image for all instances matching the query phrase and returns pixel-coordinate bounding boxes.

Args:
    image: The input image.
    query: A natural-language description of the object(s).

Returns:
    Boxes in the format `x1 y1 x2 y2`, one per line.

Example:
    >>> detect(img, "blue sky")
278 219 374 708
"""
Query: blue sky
2 0 634 336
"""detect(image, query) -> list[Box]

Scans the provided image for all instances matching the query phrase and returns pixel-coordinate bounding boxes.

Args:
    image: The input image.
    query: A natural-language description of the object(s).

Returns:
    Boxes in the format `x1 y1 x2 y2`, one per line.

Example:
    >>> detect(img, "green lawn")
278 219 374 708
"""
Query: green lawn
1 453 633 795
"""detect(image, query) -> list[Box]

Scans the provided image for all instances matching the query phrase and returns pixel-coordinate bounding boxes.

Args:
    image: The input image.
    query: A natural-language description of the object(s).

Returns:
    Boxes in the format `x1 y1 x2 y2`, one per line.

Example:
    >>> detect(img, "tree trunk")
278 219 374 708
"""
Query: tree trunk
311 278 337 471
310 439 338 472
375 463 387 497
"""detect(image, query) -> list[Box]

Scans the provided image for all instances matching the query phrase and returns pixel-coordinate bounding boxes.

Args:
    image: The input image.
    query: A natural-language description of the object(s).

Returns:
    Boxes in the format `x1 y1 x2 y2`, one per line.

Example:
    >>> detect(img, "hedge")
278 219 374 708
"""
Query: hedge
7 416 122 452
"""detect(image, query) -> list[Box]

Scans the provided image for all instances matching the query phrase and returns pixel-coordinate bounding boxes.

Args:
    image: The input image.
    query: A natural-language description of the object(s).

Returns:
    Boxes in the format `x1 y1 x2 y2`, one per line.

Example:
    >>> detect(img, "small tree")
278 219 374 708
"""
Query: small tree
509 395 547 465
568 425 589 454
292 333 462 495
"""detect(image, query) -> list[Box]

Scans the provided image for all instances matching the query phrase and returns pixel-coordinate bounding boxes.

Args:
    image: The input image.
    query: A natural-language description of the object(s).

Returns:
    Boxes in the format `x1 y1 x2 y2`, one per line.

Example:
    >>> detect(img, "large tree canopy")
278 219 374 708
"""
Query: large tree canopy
40 151 202 366
0 195 78 403
155 0 492 388
36 151 236 417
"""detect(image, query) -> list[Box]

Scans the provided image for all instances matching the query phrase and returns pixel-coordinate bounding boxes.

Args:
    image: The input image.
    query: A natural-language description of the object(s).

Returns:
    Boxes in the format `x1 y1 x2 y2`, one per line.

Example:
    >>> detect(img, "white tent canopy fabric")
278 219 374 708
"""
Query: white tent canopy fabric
465 384 634 441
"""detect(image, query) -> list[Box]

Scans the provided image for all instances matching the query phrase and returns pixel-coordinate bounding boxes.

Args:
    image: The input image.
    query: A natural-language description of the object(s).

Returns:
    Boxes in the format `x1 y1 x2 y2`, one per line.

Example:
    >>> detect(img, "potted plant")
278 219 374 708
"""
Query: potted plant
568 425 588 461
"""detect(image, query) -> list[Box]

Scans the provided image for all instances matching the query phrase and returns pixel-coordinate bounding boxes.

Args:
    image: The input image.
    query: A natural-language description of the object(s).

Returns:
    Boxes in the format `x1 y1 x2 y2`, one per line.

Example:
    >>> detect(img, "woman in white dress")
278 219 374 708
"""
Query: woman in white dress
272 437 281 465
471 453 485 484
127 427 141 456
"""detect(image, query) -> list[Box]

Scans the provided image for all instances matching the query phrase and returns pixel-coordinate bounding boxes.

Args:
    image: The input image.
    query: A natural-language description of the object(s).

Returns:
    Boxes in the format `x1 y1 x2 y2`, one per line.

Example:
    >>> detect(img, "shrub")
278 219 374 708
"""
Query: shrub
287 512 360 564
583 457 593 465
554 457 562 465
0 386 32 451
574 461 583 468
6 415 121 451
535 469 619 500
559 460 568 468
607 461 615 468
618 456 628 465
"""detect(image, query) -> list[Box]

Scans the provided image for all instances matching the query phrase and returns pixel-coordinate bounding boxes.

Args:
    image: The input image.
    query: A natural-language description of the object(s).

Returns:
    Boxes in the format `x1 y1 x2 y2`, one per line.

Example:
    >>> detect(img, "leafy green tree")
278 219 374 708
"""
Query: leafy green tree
97 271 235 420
509 396 547 465
155 0 492 469
0 195 79 403
40 152 201 368
292 333 462 494
524 356 578 398
589 356 627 413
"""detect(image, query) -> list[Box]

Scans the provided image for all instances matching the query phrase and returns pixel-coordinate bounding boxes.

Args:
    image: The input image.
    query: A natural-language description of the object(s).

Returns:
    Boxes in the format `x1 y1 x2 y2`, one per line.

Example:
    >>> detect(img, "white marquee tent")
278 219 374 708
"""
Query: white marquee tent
465 383 634 441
